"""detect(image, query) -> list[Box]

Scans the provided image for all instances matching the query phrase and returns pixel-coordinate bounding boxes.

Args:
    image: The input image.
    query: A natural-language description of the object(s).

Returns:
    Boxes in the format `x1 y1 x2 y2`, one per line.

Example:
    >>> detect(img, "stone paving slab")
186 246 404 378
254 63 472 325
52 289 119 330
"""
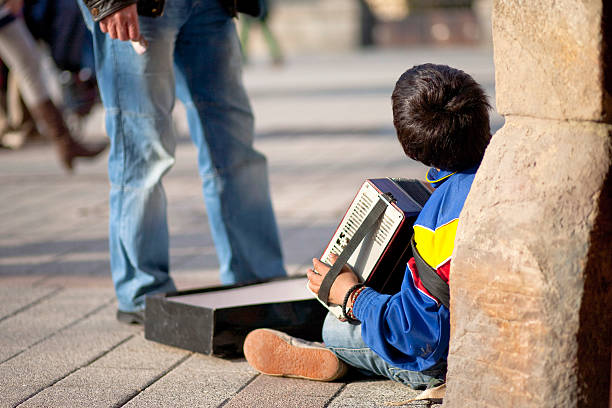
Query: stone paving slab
90 335 190 371
1 186 92 236
0 286 60 321
124 354 255 407
18 367 163 408
1 302 136 407
329 380 439 408
19 335 191 408
0 288 114 363
223 375 345 408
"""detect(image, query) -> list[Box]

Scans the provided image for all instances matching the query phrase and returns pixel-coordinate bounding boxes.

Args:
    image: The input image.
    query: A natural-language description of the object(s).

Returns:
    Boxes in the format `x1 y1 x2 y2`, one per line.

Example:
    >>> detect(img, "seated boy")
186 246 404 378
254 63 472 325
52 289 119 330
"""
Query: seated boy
243 63 491 389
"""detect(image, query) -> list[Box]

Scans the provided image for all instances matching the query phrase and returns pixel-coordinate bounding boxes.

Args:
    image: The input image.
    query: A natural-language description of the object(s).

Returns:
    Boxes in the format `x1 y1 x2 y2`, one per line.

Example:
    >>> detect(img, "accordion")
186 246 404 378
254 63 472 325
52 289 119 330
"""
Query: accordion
315 178 432 319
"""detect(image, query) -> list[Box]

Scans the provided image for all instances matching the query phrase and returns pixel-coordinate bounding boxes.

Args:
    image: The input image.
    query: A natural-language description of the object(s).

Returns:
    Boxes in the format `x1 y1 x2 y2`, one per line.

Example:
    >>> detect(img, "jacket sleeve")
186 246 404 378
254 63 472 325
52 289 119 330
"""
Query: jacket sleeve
351 260 450 372
81 0 137 22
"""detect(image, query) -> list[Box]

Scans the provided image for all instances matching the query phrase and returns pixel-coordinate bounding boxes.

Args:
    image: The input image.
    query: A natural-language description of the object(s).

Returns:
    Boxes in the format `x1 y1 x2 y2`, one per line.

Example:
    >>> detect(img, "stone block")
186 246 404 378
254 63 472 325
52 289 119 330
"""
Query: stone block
328 380 425 408
223 375 343 408
0 288 114 362
445 117 612 407
492 0 611 122
18 367 159 408
20 335 190 408
124 354 255 407
1 304 136 407
0 286 58 320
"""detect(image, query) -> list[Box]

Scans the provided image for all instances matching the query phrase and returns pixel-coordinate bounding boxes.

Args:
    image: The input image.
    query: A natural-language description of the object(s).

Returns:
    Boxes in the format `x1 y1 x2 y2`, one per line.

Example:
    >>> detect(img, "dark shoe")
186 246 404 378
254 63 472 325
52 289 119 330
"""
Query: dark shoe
243 328 348 381
29 99 107 172
116 309 145 325
56 137 107 171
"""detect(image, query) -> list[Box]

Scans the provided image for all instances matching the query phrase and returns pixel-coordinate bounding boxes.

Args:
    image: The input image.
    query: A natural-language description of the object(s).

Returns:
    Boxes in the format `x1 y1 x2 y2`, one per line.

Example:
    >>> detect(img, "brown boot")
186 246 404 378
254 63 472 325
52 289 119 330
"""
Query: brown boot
243 328 348 381
29 99 107 172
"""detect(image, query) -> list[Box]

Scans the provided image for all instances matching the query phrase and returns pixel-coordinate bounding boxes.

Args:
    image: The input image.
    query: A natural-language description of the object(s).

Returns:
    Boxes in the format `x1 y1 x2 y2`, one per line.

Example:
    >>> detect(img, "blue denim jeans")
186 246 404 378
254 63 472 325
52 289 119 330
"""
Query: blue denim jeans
322 313 446 389
79 0 285 312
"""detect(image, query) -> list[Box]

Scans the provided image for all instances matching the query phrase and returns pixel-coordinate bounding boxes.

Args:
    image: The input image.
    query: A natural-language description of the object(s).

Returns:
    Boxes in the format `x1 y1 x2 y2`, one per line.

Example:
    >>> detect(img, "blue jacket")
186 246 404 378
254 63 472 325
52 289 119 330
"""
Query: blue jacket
352 166 477 372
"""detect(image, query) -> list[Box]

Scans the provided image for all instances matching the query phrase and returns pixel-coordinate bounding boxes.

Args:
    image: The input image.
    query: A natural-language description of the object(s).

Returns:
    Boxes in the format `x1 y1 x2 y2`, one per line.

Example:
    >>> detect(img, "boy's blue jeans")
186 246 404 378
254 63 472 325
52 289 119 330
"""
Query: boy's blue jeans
79 0 285 312
322 313 446 389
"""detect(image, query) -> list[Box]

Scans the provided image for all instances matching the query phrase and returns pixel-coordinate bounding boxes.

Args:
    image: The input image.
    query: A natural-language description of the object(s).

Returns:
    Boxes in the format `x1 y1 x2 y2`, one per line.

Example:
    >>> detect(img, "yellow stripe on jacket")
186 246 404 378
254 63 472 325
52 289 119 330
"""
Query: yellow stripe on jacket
413 219 458 269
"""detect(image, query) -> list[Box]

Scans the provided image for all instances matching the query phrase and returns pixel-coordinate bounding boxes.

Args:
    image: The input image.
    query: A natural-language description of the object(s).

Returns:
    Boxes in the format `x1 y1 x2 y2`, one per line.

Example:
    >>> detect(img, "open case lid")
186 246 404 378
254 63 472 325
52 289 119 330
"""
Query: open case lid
144 276 327 357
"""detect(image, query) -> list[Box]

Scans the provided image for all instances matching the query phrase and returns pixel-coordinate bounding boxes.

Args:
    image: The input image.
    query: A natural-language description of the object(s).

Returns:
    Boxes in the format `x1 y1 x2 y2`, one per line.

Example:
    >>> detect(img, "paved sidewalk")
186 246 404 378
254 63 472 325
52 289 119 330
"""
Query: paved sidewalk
0 47 500 407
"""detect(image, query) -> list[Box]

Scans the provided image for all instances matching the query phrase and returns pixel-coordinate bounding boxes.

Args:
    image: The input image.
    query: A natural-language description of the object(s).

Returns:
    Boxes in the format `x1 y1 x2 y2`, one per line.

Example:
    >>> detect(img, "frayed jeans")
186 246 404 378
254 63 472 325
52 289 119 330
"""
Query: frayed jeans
79 0 285 312
322 313 446 389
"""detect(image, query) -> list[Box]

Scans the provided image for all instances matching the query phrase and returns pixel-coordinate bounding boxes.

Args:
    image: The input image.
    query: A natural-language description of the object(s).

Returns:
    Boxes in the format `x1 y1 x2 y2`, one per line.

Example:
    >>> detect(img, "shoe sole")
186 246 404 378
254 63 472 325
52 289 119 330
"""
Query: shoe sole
116 310 144 325
243 329 345 381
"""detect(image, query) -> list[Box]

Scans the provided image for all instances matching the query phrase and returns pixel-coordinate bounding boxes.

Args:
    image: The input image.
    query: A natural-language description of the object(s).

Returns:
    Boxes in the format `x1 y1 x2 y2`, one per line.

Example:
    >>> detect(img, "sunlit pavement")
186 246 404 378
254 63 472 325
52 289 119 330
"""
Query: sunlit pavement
0 47 498 407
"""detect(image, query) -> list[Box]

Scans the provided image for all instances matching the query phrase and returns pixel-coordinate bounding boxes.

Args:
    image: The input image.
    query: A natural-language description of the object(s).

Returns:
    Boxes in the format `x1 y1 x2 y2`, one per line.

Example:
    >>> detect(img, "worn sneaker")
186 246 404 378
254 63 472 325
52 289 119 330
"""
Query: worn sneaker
243 328 348 382
116 309 145 325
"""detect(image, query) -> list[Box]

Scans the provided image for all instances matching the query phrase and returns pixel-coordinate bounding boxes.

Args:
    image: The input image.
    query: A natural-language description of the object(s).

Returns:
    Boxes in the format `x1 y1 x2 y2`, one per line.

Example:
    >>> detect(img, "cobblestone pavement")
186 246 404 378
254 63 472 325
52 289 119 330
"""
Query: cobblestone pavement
0 47 500 407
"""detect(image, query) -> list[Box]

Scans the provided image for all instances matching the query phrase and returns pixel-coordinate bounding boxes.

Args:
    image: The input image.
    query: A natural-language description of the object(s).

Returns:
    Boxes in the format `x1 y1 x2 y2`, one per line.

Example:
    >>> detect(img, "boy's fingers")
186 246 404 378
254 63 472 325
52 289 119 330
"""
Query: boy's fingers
307 267 320 278
307 268 321 282
312 257 331 272
307 279 319 294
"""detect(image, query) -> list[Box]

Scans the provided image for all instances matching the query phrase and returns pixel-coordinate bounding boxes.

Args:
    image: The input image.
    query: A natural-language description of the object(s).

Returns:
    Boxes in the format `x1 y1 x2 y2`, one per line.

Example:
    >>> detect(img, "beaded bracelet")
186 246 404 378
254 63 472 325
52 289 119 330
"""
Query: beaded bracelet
342 283 364 324
347 286 366 320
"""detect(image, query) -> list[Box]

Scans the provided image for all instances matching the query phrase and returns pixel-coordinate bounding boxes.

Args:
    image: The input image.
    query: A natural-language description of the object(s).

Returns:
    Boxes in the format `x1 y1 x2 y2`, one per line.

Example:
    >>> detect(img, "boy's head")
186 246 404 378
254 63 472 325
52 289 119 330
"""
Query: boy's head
392 63 491 172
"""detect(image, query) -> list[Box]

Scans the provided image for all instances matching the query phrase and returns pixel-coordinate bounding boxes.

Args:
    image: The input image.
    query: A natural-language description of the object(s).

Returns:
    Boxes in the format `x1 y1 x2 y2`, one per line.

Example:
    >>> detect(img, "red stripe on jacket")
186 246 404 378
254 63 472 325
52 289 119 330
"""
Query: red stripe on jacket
408 257 450 304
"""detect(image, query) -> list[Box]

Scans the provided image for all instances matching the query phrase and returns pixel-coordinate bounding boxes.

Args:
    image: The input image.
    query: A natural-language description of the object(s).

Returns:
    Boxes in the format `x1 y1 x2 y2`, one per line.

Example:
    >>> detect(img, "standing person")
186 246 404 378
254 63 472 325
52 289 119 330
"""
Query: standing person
240 0 283 66
0 0 107 170
78 0 286 324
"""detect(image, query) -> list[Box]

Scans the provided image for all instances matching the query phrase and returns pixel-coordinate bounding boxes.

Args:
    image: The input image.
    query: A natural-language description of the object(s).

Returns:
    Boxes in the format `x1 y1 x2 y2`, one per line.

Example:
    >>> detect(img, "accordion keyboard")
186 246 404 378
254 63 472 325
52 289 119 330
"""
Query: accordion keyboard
321 181 404 281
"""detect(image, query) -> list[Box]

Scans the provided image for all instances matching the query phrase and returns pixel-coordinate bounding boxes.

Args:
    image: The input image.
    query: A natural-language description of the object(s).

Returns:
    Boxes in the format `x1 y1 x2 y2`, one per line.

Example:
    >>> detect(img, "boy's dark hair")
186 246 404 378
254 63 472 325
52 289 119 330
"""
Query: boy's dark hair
392 63 491 172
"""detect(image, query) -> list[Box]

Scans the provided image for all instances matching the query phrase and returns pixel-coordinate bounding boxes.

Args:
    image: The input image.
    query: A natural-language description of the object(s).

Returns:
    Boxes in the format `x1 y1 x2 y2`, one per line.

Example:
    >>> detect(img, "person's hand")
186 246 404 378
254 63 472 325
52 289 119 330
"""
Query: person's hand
4 0 24 15
99 4 140 41
307 253 359 305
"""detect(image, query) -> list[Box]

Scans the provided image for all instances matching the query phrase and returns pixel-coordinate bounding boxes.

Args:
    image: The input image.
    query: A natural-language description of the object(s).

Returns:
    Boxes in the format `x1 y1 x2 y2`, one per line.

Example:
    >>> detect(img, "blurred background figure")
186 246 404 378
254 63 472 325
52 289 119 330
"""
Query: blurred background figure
23 0 99 119
0 0 105 171
240 0 284 66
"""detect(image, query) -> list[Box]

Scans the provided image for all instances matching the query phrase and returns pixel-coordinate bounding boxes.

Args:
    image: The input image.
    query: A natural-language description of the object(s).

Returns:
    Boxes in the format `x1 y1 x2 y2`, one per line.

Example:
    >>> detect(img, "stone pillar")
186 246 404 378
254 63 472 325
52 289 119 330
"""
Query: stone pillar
444 1 611 407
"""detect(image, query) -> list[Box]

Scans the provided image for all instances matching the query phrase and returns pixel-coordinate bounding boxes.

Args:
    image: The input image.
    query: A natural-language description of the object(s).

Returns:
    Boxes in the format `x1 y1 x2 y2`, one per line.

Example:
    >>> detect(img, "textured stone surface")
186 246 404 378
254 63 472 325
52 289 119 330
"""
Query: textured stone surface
328 380 432 408
124 354 255 407
0 286 59 320
445 117 612 407
18 367 160 408
492 0 611 122
1 304 136 407
0 288 114 363
20 335 190 408
223 375 344 408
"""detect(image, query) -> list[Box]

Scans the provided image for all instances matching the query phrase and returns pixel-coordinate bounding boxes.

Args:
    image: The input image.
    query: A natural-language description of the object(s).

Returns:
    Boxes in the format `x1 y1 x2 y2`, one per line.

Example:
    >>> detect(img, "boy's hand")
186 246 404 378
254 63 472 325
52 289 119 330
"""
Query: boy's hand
99 4 140 41
307 253 359 305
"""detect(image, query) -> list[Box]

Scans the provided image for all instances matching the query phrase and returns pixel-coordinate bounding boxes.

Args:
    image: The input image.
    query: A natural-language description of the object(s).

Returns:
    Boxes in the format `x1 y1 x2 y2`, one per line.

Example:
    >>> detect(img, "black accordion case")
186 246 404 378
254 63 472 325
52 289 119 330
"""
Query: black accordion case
145 277 327 357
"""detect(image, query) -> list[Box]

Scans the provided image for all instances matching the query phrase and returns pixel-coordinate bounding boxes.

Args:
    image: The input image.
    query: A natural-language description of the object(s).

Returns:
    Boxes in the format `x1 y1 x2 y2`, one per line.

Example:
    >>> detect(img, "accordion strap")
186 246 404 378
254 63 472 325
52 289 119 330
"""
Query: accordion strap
317 193 392 306
410 235 450 309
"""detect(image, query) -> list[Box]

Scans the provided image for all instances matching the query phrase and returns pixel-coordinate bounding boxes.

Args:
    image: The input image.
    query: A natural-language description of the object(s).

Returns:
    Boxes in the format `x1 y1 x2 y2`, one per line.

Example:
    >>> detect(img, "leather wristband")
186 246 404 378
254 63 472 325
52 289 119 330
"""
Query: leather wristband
342 283 364 324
